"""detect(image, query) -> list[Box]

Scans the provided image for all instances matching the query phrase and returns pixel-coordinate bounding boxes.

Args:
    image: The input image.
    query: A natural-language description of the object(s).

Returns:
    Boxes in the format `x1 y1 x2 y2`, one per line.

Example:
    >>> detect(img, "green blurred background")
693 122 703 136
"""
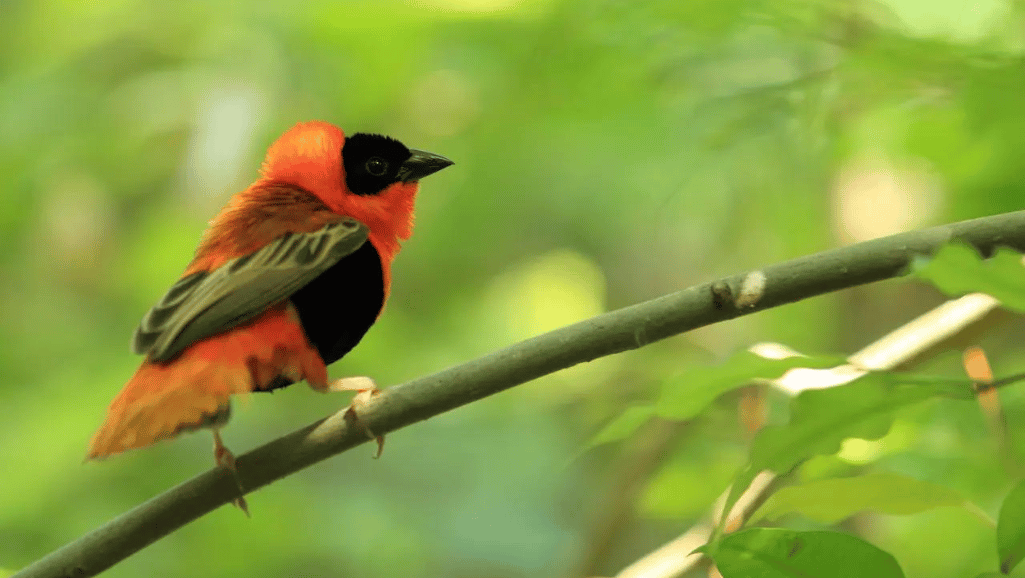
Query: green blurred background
3 0 1025 576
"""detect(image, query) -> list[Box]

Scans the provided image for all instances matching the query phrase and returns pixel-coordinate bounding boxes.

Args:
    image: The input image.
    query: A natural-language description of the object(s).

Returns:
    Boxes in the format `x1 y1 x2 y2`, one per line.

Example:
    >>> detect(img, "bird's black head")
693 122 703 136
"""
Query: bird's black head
342 132 453 196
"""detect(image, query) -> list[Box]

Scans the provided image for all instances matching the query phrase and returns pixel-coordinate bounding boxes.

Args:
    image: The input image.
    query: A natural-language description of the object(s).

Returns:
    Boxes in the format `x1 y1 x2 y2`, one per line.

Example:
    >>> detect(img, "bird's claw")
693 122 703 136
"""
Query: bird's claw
213 430 250 517
331 376 385 458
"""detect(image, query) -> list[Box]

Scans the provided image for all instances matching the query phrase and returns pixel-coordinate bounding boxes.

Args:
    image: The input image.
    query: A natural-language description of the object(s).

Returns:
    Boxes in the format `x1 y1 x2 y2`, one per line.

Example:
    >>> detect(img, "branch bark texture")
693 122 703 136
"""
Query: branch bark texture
16 210 1025 578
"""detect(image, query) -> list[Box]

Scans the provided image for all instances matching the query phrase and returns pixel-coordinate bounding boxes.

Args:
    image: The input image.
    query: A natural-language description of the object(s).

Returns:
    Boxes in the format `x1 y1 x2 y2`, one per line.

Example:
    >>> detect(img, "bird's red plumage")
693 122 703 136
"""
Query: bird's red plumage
87 121 430 459
88 303 327 457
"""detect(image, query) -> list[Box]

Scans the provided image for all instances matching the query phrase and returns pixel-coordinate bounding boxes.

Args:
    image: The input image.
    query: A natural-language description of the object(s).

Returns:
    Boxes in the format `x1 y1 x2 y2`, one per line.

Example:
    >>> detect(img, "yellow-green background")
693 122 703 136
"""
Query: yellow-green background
2 0 1025 576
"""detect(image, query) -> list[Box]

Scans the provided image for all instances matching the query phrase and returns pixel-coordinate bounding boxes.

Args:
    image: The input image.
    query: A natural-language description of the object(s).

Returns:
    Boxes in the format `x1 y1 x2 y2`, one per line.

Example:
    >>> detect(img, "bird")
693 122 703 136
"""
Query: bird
87 121 452 512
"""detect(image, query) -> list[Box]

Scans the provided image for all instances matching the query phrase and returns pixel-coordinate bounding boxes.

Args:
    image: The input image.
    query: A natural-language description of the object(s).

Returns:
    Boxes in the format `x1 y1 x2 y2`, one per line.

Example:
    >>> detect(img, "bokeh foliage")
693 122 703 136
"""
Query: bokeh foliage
2 0 1025 576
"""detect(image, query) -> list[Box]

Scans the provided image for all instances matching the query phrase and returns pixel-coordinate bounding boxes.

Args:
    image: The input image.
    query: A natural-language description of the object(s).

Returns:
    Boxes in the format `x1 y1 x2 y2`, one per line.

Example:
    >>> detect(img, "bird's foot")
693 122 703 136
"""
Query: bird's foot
328 376 384 458
213 430 250 517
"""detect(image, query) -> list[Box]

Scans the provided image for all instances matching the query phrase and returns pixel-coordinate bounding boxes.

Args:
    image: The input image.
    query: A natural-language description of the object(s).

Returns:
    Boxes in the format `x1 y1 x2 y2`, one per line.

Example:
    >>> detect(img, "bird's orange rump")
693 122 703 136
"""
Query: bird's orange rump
87 122 452 500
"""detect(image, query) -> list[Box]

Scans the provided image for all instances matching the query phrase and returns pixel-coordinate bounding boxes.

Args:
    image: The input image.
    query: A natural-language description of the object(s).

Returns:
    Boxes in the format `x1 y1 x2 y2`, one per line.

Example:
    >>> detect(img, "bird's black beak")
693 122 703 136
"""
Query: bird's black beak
398 149 454 182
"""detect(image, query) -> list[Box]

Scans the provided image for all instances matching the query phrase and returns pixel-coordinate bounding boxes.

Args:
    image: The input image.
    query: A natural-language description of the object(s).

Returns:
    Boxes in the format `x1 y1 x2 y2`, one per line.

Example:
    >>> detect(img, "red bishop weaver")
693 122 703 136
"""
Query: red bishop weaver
87 121 452 513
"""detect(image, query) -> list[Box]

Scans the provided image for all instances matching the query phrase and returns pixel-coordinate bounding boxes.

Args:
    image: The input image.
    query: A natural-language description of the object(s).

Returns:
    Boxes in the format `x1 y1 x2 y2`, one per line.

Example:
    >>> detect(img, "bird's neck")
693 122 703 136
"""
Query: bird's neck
335 180 420 272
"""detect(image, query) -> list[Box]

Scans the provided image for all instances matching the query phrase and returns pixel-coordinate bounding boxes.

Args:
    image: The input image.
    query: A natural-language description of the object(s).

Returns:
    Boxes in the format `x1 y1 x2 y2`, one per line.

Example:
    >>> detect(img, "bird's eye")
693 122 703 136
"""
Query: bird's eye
365 157 388 176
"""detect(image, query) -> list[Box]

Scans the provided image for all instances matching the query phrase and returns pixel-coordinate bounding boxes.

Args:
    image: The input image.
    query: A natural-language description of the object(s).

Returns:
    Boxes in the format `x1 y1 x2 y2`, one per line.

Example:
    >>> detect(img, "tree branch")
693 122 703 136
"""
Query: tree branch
16 210 1025 578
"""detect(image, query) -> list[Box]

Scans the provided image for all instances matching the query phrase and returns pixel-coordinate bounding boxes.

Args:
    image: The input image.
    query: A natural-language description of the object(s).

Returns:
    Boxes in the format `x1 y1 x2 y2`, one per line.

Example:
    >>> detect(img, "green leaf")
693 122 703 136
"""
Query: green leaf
913 243 1025 311
585 352 838 450
749 374 935 476
703 528 904 578
753 472 967 523
718 374 938 535
884 372 976 400
655 353 838 420
585 405 655 449
997 479 1025 573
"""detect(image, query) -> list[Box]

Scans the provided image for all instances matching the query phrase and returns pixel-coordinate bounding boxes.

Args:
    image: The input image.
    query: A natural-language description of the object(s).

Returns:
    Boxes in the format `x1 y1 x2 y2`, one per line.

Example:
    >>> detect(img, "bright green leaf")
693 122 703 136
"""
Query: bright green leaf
997 479 1025 573
913 243 1025 311
655 353 838 420
749 374 935 475
753 472 967 523
585 352 839 450
585 405 655 449
884 372 976 400
718 374 938 533
704 528 905 578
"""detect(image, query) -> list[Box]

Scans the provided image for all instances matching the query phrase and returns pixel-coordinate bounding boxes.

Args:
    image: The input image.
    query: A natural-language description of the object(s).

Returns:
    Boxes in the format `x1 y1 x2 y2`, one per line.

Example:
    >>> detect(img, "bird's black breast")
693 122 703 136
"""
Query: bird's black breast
290 240 385 366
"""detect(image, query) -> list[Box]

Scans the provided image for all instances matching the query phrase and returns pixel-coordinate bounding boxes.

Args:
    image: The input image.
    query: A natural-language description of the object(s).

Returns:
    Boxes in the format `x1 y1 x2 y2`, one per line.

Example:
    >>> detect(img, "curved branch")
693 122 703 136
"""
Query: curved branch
16 210 1025 578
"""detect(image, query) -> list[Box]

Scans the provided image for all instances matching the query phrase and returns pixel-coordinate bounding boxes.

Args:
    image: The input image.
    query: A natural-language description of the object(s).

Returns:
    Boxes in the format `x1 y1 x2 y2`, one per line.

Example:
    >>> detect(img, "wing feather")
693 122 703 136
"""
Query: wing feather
133 219 369 362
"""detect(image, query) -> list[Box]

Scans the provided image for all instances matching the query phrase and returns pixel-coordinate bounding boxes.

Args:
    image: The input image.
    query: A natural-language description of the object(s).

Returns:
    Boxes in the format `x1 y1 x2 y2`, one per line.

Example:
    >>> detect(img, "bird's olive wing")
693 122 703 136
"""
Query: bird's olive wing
133 219 369 363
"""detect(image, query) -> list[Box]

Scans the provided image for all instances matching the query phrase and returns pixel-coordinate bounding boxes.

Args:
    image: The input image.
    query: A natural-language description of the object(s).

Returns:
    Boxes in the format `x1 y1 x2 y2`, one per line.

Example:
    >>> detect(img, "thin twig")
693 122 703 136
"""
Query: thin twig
14 210 1025 578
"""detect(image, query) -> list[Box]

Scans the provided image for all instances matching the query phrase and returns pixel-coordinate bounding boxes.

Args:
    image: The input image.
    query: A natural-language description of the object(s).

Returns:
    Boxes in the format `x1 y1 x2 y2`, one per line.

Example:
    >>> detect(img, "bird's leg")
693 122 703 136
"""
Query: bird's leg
213 429 250 517
327 376 385 458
